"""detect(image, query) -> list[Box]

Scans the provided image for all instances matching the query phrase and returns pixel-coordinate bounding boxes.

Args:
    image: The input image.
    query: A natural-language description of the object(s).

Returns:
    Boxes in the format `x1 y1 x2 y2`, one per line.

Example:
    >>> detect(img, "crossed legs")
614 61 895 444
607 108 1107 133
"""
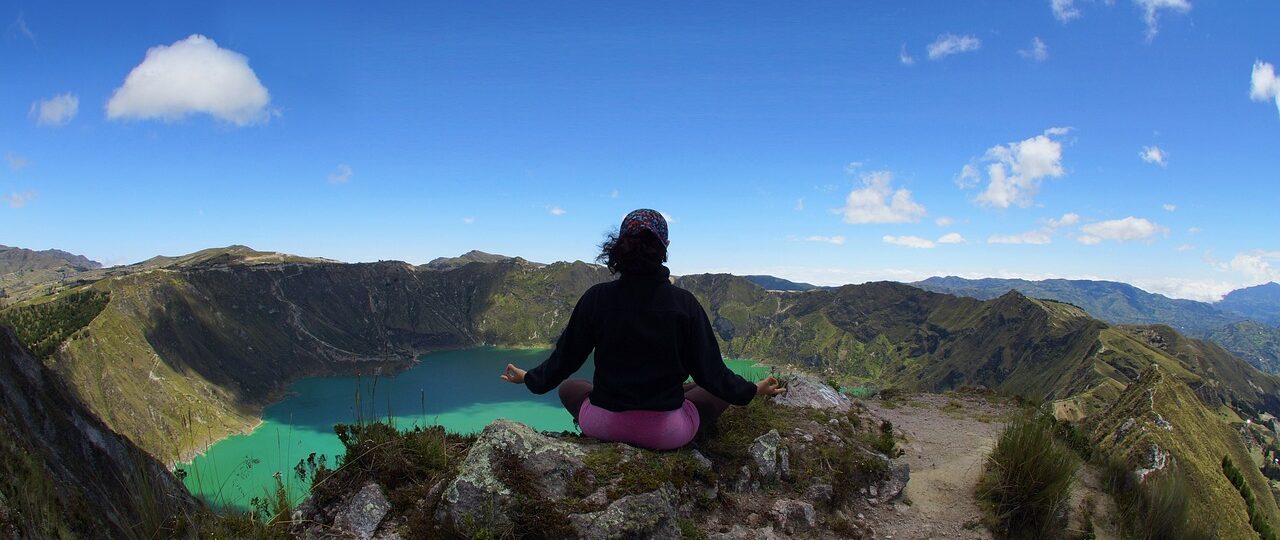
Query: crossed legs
556 379 731 435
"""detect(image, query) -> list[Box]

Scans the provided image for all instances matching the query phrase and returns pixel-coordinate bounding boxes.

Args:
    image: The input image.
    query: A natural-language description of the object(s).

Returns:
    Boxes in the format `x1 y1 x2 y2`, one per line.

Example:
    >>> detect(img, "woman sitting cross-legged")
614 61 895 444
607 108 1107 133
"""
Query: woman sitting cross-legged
500 208 785 450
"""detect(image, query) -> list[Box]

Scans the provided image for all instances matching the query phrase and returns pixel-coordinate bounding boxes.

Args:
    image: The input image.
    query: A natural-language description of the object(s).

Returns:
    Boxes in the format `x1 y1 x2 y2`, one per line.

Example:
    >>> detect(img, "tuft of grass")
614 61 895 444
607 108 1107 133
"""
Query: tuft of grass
1100 455 1202 540
977 412 1079 539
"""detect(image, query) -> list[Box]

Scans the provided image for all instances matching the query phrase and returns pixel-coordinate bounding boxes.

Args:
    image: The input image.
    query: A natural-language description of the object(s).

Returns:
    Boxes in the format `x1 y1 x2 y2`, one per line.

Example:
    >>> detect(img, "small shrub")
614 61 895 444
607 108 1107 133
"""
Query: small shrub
977 412 1079 539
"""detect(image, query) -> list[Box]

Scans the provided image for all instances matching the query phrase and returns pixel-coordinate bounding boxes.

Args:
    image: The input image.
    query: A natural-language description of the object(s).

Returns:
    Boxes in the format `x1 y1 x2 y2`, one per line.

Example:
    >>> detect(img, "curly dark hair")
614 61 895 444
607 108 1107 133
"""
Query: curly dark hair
597 230 668 275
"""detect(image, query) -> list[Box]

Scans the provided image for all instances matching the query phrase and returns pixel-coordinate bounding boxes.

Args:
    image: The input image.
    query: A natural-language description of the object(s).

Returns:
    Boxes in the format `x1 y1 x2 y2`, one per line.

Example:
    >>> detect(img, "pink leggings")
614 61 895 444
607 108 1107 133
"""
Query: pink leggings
557 379 730 450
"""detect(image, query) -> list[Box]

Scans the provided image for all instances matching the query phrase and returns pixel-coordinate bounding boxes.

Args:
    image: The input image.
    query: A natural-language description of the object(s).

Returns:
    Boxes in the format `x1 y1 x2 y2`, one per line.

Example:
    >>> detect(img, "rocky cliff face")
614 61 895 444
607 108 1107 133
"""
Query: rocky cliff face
37 253 610 462
0 326 191 538
294 374 908 539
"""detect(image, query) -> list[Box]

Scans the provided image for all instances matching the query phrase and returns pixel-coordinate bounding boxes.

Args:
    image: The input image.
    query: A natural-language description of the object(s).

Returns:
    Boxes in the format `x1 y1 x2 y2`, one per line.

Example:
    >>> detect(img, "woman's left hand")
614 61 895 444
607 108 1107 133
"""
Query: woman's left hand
500 364 527 384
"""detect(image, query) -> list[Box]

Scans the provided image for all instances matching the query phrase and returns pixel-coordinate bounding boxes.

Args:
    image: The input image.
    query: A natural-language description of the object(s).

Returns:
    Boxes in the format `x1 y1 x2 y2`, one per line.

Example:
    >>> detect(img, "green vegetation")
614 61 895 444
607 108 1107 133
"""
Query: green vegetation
0 289 108 358
977 412 1079 539
1098 456 1198 540
1223 455 1278 540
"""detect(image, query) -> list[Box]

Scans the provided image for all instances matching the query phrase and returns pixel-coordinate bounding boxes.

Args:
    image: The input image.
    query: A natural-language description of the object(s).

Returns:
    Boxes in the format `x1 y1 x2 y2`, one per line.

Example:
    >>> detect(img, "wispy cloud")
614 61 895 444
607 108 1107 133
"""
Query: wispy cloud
107 34 272 126
1140 145 1167 167
1162 203 1177 212
5 152 30 171
29 93 78 127
1136 0 1191 42
1077 216 1167 244
899 45 915 65
989 231 1052 245
4 192 36 208
794 198 805 211
548 205 566 216
937 232 966 244
839 170 926 224
883 235 936 249
805 235 846 245
7 10 34 42
927 34 981 60
935 216 955 227
610 188 619 199
1018 37 1048 62
462 217 475 224
327 164 353 184
1051 0 1082 22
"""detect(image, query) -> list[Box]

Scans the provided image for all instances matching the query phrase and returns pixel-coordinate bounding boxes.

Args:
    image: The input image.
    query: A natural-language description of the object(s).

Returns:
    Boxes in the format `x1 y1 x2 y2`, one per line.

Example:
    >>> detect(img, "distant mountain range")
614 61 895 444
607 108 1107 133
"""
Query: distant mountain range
0 245 103 303
741 275 821 291
914 276 1280 374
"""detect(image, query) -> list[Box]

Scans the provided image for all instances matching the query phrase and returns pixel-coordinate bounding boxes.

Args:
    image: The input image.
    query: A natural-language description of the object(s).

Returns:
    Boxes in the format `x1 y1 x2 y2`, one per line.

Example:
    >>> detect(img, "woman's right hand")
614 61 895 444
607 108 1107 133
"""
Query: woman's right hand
756 376 785 397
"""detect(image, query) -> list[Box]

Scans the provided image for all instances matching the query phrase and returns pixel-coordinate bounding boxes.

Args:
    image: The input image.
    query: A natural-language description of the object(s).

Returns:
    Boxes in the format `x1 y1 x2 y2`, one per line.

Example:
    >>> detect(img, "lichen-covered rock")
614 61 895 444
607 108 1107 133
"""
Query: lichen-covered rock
332 482 392 540
773 374 851 412
748 429 789 483
437 419 585 535
873 457 910 504
707 524 782 540
569 488 680 540
769 499 816 531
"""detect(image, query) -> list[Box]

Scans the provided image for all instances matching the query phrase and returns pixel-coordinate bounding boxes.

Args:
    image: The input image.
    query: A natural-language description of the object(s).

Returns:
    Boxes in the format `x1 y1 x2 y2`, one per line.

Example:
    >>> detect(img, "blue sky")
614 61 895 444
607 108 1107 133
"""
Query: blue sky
2 1 1278 301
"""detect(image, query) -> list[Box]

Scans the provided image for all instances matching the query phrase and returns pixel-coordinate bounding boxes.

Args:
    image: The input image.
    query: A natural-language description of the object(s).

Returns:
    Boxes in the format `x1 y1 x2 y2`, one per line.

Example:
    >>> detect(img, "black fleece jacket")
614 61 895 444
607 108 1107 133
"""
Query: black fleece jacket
523 266 757 412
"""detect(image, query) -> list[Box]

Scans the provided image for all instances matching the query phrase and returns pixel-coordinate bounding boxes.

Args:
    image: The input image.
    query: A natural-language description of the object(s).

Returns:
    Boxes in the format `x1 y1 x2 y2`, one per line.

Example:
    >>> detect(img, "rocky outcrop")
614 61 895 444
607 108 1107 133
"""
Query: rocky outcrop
298 373 909 539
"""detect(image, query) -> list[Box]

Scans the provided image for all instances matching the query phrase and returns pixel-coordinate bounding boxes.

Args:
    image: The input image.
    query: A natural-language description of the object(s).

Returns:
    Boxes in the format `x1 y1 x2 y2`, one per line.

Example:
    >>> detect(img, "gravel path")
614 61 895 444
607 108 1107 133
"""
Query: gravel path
858 392 1017 539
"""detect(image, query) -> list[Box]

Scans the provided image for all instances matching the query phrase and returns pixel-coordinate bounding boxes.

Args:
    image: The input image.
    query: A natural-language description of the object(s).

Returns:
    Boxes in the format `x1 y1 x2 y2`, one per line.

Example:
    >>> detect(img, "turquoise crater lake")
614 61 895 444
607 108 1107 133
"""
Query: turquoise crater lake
178 347 769 510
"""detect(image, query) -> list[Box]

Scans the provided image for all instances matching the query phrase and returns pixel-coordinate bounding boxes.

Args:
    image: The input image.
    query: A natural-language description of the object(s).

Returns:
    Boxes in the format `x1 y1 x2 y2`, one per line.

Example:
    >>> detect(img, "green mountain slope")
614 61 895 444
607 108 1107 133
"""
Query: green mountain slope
914 275 1280 376
0 326 191 538
1089 365 1280 538
0 245 102 304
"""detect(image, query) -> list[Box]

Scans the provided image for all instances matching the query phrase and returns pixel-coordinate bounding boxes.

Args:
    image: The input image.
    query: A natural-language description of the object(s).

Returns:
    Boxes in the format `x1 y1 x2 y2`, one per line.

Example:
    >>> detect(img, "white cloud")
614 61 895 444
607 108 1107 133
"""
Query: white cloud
805 235 846 245
883 235 936 249
1162 203 1177 212
1188 227 1200 234
1019 37 1049 62
1251 60 1280 116
1077 216 1167 244
840 170 926 224
610 189 619 199
899 45 915 66
1045 212 1080 229
1132 277 1238 302
29 93 78 127
794 198 805 211
937 232 966 244
967 128 1068 208
106 35 272 126
1227 251 1280 283
548 205 566 216
988 231 1053 245
4 192 36 208
1135 0 1191 42
5 152 30 171
843 161 865 174
1176 244 1194 252
955 164 981 189
462 217 475 225
1043 126 1073 136
1051 0 1082 22
927 34 981 61
327 164 353 184
935 216 955 227
1140 145 1167 167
